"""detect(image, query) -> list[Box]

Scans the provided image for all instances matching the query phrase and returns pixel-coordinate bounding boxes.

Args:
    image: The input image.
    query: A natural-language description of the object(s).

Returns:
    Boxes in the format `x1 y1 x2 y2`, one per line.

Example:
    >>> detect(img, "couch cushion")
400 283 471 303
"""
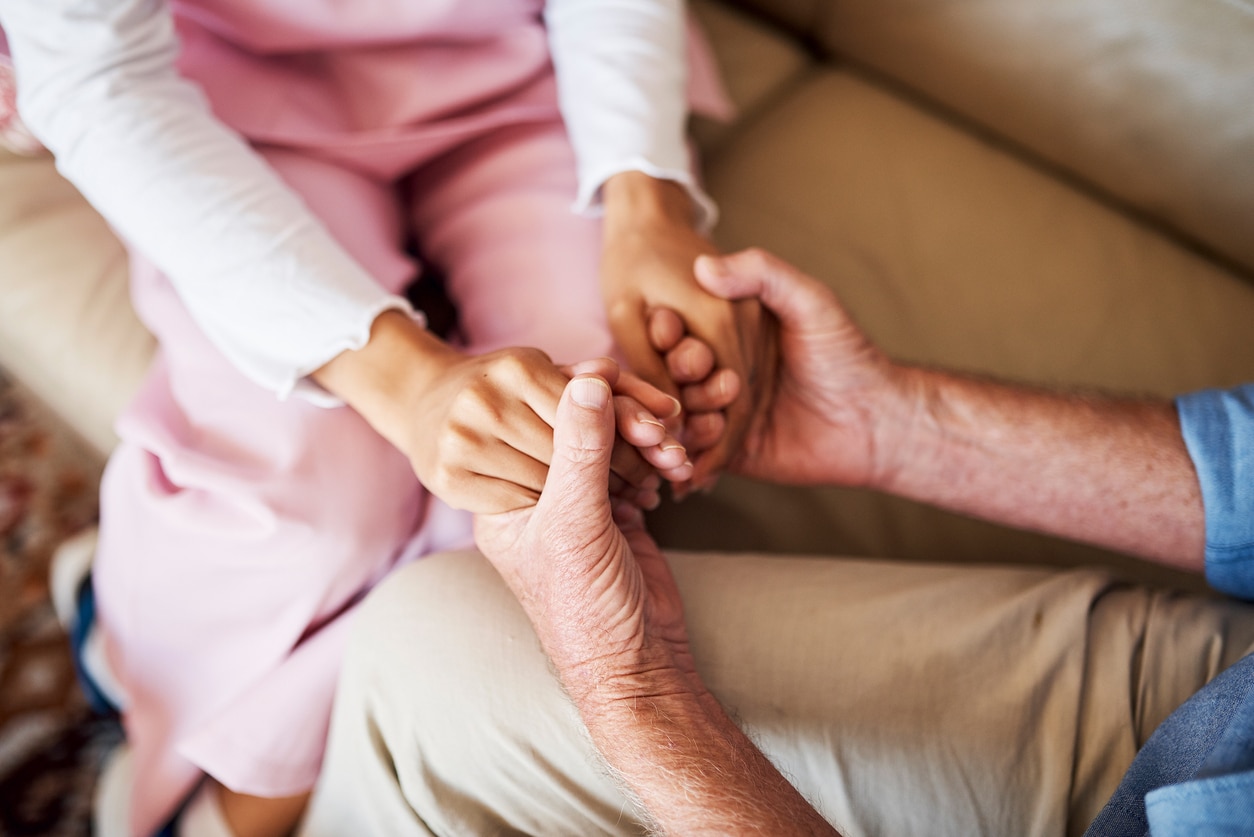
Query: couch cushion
690 0 814 153
0 149 151 455
648 68 1254 587
809 0 1254 277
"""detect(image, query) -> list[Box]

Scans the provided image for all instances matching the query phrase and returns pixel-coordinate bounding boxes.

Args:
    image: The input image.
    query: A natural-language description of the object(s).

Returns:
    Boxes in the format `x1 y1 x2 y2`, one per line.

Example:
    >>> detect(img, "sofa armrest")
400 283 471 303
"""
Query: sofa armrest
0 149 152 455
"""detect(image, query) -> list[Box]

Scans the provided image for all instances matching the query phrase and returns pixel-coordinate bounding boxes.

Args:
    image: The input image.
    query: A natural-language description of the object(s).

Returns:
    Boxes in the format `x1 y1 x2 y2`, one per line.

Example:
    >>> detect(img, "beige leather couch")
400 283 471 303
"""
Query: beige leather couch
2 0 1253 591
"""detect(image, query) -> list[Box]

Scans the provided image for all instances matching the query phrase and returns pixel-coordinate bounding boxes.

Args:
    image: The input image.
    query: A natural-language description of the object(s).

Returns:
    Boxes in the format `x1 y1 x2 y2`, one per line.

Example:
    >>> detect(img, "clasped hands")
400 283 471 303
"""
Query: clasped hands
405 175 782 517
600 172 777 494
475 247 901 701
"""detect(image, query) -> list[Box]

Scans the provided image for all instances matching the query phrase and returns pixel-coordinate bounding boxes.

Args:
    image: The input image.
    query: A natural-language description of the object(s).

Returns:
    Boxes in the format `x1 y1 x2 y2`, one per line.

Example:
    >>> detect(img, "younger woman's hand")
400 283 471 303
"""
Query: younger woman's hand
646 307 734 460
600 173 774 492
409 348 690 514
314 312 690 515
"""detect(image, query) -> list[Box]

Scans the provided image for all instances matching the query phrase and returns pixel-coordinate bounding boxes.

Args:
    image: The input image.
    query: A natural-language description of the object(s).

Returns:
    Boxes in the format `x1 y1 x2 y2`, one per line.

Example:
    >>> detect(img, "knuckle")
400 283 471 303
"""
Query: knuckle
449 389 482 422
743 246 772 270
454 384 505 426
607 298 642 327
562 435 609 467
492 351 526 378
493 347 547 379
431 462 464 497
437 423 477 461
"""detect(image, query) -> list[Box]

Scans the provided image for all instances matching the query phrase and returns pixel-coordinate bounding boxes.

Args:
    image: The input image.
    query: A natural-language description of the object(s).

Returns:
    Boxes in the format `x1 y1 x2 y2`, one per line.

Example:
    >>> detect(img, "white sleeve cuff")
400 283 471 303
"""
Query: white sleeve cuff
546 0 719 234
3 0 425 408
572 158 719 234
281 298 425 407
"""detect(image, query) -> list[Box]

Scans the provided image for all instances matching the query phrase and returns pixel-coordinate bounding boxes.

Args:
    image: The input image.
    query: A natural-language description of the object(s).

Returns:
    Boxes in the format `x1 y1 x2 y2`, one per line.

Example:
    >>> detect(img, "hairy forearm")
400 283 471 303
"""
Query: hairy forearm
569 663 839 836
874 366 1204 570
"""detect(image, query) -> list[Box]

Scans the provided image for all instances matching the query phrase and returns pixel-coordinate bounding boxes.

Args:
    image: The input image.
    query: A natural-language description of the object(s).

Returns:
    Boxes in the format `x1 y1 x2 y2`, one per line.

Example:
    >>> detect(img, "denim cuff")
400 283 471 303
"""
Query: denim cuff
1177 385 1254 601
1146 770 1254 836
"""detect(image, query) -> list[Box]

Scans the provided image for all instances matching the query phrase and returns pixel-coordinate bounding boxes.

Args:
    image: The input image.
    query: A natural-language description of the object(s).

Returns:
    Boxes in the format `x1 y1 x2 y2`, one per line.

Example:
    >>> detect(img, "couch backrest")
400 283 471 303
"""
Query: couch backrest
725 0 1254 278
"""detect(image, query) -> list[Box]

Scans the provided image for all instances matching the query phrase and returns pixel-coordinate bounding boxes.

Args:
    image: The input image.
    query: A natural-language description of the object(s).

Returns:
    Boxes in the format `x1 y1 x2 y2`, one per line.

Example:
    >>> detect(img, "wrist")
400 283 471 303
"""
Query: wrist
862 362 936 494
312 310 458 449
558 637 702 713
602 171 698 235
569 647 840 836
572 662 718 766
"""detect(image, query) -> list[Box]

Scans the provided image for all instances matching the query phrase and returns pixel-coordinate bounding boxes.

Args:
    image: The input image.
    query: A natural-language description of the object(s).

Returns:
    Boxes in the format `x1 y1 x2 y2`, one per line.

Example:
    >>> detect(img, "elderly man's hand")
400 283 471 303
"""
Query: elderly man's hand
473 367 697 700
681 249 908 488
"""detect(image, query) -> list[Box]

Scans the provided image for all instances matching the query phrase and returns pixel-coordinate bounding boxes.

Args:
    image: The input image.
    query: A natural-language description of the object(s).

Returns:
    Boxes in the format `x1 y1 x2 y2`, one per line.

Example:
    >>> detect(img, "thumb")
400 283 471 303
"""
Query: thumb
694 249 831 333
537 375 617 519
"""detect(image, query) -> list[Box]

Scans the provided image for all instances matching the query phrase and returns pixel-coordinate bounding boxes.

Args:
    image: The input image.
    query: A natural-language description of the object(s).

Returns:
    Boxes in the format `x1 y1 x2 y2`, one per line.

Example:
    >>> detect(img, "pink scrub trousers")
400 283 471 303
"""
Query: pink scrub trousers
90 1 728 832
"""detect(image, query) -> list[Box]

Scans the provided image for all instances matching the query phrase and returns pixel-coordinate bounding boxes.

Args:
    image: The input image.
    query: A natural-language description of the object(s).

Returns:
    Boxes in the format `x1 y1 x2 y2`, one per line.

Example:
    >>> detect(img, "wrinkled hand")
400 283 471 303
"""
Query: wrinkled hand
409 348 692 514
474 373 694 691
682 249 897 487
601 174 773 490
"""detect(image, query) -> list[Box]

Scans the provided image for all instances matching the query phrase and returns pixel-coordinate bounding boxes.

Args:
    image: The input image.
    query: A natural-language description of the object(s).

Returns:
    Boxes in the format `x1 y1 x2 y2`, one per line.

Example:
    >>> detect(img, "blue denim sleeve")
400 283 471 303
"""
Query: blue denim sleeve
1083 652 1254 836
1176 384 1254 601
1145 770 1254 836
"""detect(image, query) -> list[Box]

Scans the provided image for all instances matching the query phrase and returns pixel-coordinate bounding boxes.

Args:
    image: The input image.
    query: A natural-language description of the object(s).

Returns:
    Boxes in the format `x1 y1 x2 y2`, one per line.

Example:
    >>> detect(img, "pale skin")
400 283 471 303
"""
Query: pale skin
199 172 767 835
202 173 731 836
475 248 1207 834
676 248 1205 568
214 342 693 831
476 374 838 836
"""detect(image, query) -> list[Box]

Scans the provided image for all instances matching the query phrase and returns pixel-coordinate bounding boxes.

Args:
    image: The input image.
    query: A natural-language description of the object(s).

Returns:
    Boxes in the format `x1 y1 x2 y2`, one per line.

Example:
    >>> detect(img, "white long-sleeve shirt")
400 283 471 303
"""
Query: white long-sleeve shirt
0 0 715 403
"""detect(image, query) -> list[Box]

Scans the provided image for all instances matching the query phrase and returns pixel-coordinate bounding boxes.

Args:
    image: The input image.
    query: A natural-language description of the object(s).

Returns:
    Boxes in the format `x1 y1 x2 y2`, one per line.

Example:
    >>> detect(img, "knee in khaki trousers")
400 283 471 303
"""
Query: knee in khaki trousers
301 550 1254 837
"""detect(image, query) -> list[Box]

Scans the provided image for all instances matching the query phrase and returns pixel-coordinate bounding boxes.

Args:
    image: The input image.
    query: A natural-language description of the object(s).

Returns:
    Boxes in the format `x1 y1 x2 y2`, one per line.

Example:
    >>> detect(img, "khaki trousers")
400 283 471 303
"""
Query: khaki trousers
300 550 1254 837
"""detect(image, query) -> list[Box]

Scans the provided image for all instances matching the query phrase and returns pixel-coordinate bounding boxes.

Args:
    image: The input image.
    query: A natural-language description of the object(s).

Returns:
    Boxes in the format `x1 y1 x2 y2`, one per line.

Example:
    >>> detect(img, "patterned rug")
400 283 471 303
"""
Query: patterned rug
0 368 118 835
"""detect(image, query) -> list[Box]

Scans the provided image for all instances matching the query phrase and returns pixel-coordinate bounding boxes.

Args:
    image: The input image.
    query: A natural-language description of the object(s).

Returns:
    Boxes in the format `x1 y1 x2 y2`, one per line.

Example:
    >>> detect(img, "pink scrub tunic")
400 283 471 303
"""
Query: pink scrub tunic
90 1 729 833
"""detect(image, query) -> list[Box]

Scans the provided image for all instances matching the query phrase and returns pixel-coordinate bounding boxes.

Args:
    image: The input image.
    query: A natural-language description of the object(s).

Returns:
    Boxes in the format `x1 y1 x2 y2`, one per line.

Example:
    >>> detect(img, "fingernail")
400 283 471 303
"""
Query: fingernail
665 396 682 418
571 377 609 409
638 415 667 431
661 443 686 454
